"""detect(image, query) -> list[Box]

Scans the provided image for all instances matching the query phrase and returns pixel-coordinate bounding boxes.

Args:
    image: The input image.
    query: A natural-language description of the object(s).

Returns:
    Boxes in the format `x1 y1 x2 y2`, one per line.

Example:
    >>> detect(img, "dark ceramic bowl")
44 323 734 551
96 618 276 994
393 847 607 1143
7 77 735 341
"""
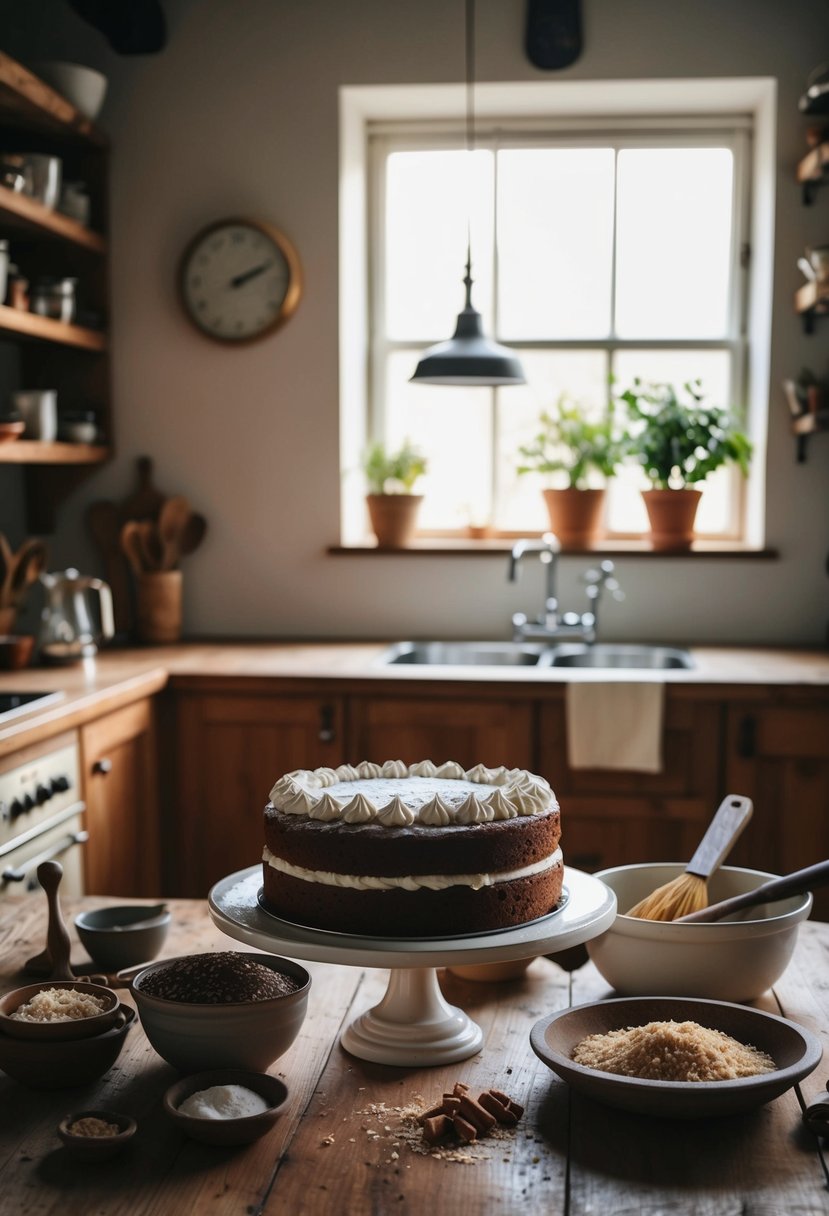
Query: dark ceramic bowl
74 904 171 972
0 1005 135 1088
57 1109 137 1160
530 996 823 1119
163 1069 288 1146
0 980 121 1041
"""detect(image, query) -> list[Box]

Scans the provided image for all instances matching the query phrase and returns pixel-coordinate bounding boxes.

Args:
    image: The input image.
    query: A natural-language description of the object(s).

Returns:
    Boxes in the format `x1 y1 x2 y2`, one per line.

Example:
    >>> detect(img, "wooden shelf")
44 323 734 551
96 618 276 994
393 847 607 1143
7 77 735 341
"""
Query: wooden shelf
0 183 106 252
0 53 107 146
0 440 109 465
0 304 106 350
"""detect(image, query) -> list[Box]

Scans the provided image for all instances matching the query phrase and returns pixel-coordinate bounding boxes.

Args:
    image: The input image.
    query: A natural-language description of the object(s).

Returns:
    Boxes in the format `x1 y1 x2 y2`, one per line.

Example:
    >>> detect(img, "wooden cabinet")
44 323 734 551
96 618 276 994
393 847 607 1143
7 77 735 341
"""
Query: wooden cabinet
348 691 535 770
80 698 160 897
171 692 346 897
725 696 829 920
536 695 724 874
0 53 112 531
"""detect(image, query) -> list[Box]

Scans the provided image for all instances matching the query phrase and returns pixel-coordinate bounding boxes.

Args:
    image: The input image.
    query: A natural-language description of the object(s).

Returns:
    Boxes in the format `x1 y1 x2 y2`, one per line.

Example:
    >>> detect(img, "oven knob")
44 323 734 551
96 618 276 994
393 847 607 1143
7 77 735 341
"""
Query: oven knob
10 798 24 820
22 793 35 811
36 783 52 805
51 775 70 793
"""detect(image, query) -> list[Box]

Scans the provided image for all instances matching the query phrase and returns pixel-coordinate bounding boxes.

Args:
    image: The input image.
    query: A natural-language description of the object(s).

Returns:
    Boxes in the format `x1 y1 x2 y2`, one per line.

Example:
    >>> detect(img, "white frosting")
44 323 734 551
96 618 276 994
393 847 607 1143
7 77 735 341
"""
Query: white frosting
263 846 563 892
268 760 556 828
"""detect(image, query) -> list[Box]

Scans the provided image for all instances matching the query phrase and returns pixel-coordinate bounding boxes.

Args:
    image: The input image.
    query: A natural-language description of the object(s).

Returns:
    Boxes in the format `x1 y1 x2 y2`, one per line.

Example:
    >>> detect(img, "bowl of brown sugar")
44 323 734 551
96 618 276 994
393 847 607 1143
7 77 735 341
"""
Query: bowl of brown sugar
530 996 823 1118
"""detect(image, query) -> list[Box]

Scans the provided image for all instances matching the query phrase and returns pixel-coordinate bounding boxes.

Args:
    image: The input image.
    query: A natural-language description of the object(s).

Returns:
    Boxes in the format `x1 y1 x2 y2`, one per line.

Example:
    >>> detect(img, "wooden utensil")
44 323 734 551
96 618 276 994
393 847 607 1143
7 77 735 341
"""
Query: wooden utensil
626 795 754 921
0 531 12 604
676 859 829 923
9 538 48 607
23 861 74 980
158 496 191 570
120 520 148 576
135 519 163 571
86 499 132 633
178 511 207 558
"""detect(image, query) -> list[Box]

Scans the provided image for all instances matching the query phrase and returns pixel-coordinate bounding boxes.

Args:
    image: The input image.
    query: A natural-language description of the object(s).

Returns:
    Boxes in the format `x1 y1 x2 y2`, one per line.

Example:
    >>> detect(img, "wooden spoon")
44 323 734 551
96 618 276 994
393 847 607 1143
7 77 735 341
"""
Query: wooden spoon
178 511 207 558
158 496 191 570
135 520 163 572
9 538 48 608
676 859 829 923
120 521 148 576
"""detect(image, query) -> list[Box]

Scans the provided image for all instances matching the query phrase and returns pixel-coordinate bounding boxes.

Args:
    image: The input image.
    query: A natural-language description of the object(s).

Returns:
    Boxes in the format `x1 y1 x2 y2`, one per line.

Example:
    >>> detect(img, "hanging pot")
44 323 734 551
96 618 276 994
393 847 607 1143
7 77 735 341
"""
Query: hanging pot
542 488 606 549
641 488 702 552
366 495 423 549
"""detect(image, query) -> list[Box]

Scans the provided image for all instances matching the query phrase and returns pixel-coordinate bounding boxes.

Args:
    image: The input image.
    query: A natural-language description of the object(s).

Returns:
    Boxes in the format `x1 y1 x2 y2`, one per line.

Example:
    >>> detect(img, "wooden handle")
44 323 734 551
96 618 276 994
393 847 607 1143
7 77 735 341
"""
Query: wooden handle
685 795 754 879
677 859 829 923
37 860 74 980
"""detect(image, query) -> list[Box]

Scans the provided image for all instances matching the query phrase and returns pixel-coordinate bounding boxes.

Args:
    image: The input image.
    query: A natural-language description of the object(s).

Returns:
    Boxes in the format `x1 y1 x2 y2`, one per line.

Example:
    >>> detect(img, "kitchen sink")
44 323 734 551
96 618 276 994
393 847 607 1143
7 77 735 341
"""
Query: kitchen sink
376 641 553 667
546 644 694 670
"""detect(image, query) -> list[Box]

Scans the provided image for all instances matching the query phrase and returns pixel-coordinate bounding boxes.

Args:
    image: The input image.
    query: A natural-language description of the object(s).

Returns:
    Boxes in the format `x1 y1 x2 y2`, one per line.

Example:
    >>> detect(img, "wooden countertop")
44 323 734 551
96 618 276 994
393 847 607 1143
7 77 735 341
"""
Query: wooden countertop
0 641 827 759
0 893 827 1215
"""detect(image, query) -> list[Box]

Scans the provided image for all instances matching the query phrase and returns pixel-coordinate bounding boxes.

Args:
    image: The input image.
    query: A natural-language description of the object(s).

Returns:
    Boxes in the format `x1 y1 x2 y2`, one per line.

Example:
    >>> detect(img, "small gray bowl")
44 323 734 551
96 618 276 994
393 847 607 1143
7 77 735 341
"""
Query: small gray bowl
74 904 170 972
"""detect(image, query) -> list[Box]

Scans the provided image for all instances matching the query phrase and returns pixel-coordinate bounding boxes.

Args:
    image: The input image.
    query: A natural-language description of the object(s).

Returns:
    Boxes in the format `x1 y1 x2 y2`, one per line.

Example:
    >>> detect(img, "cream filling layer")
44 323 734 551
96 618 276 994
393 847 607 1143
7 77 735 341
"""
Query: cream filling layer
262 846 563 892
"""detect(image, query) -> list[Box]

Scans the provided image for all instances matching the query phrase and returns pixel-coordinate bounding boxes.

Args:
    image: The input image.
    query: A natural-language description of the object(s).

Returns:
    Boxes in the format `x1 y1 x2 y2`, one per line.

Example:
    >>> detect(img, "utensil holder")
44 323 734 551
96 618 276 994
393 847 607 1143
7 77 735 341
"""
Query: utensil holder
136 570 182 644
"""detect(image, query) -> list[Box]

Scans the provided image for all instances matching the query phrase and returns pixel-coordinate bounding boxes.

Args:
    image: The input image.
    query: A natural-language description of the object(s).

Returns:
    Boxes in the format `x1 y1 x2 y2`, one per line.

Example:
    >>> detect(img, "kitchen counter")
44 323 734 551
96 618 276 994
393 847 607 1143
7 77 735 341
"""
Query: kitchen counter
0 641 827 759
0 892 827 1215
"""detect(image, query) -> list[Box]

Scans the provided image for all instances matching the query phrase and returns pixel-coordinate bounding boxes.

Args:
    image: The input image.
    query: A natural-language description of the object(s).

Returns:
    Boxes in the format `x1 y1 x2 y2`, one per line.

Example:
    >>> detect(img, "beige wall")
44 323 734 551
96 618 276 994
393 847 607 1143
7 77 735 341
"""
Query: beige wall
2 0 828 645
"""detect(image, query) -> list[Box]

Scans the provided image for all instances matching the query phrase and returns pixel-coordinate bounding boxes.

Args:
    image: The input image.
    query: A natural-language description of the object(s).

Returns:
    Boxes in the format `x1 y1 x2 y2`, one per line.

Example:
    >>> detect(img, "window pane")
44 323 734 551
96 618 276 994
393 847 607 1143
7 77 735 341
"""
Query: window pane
385 351 493 529
615 148 734 338
610 348 734 534
385 149 494 341
497 149 615 339
494 350 609 530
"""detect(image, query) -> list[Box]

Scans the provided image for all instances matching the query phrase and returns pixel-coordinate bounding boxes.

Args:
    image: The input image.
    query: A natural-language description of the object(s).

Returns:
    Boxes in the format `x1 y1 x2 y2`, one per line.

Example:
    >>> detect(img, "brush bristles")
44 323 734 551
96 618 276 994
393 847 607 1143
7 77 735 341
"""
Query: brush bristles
626 873 710 921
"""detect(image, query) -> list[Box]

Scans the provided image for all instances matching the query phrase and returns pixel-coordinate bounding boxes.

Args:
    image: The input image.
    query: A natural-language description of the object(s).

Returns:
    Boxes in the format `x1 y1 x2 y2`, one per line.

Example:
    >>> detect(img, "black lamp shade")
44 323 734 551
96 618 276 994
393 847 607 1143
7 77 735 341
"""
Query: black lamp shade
410 303 526 386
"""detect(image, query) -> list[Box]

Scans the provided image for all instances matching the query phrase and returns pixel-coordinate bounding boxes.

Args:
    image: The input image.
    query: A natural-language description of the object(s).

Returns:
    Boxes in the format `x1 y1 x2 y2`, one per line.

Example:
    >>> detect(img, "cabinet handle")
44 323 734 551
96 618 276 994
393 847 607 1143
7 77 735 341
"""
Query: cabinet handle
736 715 757 758
92 758 113 775
318 706 336 744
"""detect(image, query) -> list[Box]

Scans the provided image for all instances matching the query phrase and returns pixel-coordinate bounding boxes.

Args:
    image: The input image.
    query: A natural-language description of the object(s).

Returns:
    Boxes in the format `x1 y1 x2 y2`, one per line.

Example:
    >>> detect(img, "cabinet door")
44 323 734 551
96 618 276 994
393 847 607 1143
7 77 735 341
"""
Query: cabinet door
349 695 535 770
173 693 346 897
726 701 829 920
81 699 160 897
536 695 723 873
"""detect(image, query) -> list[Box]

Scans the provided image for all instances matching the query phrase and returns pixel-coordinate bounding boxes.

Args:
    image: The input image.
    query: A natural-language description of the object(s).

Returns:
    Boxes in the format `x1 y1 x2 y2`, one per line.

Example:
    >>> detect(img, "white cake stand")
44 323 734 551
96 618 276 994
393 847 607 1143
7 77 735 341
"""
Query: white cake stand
208 865 616 1067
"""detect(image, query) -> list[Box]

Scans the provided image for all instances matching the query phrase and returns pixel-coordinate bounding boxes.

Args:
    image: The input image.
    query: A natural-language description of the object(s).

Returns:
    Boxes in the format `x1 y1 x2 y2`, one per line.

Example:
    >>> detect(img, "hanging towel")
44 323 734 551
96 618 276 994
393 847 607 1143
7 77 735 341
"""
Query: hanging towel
566 681 665 773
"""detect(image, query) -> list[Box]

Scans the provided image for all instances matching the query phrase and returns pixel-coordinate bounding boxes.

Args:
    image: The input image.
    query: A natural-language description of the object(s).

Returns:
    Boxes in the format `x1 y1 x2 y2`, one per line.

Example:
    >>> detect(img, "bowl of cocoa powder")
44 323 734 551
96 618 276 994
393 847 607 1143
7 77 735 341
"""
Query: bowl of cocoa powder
131 952 310 1072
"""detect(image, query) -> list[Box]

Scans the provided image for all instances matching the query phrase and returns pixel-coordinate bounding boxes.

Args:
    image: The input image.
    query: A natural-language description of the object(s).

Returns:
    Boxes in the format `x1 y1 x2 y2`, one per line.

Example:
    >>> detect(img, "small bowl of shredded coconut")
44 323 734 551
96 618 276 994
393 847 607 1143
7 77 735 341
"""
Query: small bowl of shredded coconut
57 1109 137 1160
163 1069 288 1145
0 981 121 1041
530 996 823 1118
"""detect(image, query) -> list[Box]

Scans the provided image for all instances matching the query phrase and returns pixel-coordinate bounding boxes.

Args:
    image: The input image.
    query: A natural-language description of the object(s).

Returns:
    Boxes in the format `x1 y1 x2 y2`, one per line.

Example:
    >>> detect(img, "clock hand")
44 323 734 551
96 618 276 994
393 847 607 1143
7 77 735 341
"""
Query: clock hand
229 260 274 289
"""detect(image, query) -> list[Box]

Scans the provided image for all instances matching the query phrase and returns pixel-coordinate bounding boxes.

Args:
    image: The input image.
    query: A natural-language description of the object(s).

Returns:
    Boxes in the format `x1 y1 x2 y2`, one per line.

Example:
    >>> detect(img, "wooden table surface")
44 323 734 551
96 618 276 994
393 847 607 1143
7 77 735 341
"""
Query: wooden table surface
1 894 827 1215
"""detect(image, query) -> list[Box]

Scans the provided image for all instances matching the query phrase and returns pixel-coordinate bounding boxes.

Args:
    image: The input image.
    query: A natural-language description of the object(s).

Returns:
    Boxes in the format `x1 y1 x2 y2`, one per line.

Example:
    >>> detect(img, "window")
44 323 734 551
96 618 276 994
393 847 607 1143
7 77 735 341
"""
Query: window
367 119 752 540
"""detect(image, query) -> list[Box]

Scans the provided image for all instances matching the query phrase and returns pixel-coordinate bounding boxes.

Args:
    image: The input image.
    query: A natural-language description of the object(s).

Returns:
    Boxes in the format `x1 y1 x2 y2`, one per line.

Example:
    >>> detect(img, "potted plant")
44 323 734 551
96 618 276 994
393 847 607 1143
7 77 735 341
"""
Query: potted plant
618 378 752 551
363 439 427 548
517 395 626 547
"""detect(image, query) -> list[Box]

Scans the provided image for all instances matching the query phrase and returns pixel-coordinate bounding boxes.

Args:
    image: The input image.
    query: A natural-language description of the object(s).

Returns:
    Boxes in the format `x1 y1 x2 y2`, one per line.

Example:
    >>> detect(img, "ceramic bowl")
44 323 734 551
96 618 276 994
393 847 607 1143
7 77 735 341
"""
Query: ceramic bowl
33 62 108 121
0 634 35 670
57 1109 137 1160
163 1069 288 1146
132 953 311 1073
586 864 812 1001
0 980 121 1040
0 1006 135 1088
74 904 171 972
0 419 24 443
530 996 823 1119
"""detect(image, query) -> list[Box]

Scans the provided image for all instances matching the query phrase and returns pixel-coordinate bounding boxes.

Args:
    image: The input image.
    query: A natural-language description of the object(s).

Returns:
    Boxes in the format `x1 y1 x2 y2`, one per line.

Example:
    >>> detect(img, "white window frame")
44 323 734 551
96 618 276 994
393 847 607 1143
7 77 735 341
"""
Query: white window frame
339 79 776 548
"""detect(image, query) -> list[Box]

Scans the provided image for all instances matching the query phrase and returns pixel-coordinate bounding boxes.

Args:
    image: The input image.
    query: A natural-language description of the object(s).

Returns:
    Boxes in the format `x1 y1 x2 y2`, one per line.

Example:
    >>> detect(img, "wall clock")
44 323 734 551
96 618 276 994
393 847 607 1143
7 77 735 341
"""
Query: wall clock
178 217 302 343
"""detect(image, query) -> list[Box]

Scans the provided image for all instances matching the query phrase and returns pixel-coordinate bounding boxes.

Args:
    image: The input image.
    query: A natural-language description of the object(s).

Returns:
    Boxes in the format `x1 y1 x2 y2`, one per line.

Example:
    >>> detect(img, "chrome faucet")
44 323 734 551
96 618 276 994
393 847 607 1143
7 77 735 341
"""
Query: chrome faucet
508 532 623 644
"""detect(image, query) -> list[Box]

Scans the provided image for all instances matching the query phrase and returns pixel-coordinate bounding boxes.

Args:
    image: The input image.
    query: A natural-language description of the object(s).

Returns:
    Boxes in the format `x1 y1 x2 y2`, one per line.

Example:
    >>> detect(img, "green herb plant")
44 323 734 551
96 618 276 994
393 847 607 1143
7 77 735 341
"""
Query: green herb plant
363 439 427 494
618 379 752 489
517 395 626 489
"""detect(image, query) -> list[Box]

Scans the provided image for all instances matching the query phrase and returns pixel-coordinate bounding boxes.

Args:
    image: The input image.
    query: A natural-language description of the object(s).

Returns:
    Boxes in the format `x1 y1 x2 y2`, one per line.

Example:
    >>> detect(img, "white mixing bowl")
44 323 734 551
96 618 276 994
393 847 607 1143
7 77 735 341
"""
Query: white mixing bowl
586 864 812 1001
34 62 107 121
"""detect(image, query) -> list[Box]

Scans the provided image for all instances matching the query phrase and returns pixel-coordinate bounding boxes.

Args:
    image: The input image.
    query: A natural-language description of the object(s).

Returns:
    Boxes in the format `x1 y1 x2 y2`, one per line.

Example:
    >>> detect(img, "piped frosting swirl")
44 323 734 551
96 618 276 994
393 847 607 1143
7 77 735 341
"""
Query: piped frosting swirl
268 760 556 828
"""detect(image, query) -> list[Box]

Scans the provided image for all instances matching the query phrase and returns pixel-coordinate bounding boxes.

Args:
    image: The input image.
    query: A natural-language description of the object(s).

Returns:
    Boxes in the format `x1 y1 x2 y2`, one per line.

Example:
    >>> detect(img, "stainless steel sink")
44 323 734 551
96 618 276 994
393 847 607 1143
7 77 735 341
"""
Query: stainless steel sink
547 644 694 670
376 640 553 667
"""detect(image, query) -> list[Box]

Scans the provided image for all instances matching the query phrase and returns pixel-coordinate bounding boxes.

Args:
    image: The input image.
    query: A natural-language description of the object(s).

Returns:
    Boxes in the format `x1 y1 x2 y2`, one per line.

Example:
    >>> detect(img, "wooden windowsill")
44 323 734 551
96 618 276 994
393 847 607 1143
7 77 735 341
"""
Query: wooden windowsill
329 540 779 558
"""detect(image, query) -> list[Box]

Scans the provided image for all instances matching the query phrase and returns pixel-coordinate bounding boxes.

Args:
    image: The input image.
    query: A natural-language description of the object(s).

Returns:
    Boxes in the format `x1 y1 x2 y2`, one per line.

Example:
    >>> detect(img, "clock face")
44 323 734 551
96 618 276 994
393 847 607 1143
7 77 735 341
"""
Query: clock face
179 218 302 343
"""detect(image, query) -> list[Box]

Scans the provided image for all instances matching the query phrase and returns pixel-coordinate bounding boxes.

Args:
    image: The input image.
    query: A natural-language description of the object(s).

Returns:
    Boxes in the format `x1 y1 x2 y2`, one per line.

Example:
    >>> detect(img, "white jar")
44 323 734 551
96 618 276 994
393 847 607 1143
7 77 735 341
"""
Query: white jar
11 389 58 441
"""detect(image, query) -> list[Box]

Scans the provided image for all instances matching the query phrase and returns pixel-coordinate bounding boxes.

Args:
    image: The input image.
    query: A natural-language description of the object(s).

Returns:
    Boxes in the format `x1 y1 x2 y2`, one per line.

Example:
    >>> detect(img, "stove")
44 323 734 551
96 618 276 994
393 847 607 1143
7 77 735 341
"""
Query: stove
0 691 64 723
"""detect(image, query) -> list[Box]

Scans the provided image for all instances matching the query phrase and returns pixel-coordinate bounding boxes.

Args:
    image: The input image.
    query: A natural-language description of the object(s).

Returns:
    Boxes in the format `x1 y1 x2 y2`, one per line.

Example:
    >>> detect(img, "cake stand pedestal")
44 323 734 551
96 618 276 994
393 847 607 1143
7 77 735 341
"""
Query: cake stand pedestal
208 866 616 1067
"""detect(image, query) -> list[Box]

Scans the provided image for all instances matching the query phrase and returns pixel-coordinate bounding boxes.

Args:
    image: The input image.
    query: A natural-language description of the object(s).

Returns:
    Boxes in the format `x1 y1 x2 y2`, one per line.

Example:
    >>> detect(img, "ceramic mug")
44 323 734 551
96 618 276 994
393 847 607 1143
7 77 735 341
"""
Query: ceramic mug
20 153 62 209
12 389 58 441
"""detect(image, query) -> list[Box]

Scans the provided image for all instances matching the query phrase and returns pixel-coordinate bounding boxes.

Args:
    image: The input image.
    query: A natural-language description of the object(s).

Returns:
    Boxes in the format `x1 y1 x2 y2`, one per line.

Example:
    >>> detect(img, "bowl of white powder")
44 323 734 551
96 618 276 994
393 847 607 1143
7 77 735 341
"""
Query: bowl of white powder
163 1069 288 1145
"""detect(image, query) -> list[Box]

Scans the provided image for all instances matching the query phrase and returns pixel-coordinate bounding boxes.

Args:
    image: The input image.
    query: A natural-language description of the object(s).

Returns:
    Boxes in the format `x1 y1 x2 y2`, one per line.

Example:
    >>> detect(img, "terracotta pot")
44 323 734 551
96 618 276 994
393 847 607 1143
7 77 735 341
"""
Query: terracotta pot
641 488 703 552
366 494 422 548
542 488 606 548
136 570 182 644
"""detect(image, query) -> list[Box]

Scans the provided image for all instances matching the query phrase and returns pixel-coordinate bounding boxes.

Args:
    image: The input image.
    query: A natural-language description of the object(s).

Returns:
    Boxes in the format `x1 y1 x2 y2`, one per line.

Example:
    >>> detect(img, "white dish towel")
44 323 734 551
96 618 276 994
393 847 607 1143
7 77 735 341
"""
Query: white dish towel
566 682 665 773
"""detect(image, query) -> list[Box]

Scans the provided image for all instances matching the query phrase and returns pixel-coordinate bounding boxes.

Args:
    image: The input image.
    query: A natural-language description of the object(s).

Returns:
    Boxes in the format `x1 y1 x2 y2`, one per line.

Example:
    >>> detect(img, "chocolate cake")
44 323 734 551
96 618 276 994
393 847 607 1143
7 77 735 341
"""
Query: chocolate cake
261 760 563 936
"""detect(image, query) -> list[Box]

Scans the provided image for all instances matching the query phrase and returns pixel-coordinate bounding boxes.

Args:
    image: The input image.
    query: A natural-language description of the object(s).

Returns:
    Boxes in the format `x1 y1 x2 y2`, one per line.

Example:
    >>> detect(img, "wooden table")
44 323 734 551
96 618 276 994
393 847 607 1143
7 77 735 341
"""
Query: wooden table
1 894 827 1215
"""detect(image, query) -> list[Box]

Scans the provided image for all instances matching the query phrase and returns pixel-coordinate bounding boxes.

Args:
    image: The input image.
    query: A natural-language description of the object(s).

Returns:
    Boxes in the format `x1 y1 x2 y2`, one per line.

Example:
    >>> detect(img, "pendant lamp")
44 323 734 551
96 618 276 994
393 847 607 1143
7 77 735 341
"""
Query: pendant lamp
410 0 526 387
